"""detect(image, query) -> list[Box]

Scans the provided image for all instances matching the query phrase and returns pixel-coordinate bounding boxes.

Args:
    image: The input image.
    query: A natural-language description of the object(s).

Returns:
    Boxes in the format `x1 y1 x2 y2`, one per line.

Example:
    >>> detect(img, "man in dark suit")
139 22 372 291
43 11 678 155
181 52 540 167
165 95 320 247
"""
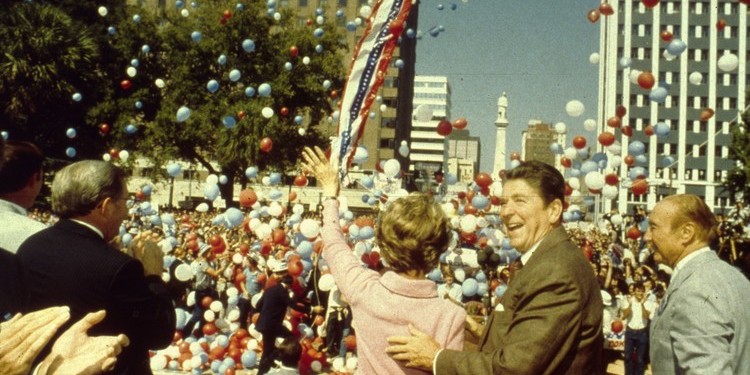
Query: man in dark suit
256 259 293 375
17 160 175 375
387 161 603 374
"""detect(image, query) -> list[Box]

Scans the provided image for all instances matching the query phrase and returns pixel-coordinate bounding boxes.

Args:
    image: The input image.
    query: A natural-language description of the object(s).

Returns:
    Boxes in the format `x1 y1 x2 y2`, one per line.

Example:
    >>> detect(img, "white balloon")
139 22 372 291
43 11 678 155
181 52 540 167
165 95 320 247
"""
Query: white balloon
126 67 137 77
583 119 597 132
589 52 600 64
380 104 387 112
602 185 619 199
607 141 622 155
718 52 739 72
206 174 219 185
554 122 567 134
414 104 433 122
584 172 605 190
318 274 336 292
688 71 703 85
210 300 223 313
360 5 373 18
565 100 585 117
298 127 306 136
102 153 111 162
203 309 216 322
155 78 166 88
261 107 274 118
150 355 167 370
256 223 272 240
175 263 193 281
454 268 466 282
610 155 622 167
568 177 580 191
118 150 130 161
629 69 641 85
195 203 209 212
186 291 196 306
98 6 108 16
292 204 305 215
300 219 320 238
226 287 238 298
232 253 243 264
662 50 676 61
302 56 311 65
181 9 190 17
226 307 240 322
273 12 281 21
383 159 401 178
563 147 578 160
610 213 623 226
459 215 477 233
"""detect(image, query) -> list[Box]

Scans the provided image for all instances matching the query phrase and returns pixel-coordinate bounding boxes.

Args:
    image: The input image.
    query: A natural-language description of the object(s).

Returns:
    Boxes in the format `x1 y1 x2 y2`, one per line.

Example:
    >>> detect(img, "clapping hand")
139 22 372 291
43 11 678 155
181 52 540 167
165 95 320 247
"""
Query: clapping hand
301 146 340 197
129 230 164 276
0 306 71 375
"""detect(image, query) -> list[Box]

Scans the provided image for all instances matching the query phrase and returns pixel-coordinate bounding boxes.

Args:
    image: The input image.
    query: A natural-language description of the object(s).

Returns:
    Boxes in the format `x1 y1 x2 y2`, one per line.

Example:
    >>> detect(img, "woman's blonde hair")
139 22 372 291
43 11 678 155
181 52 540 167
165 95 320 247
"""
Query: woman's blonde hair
375 194 451 274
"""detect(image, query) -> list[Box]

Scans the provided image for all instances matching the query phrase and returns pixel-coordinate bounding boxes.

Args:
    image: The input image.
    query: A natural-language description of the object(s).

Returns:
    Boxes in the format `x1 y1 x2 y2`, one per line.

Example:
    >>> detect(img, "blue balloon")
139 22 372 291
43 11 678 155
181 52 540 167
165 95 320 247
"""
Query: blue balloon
475 271 487 282
72 92 82 102
175 308 187 330
175 0 184 8
322 79 332 90
654 122 670 137
367 196 378 205
149 214 161 226
161 213 176 226
135 100 143 109
141 185 153 195
294 115 303 124
284 62 293 71
130 58 139 67
224 207 244 228
635 154 649 165
576 148 589 159
495 284 508 298
628 141 646 155
242 39 255 53
471 195 489 210
141 44 150 54
580 160 599 174
132 14 141 23
315 44 324 53
361 194 370 203
121 233 133 246
191 31 202 42
269 172 282 185
313 27 324 38
222 116 236 129
445 173 458 185
66 128 77 138
204 184 220 201
107 26 116 35
65 147 76 158
207 79 219 93
297 241 313 259
628 166 648 180
166 163 181 178
236 3 244 10
348 225 360 239
241 351 257 368
570 169 581 178
336 9 344 18
661 155 675 168
244 86 256 97
346 21 357 32
666 39 687 55
125 124 138 134
437 3 444 10
477 282 489 296
268 188 283 200
360 226 375 240
219 175 228 185
258 83 272 97
229 69 241 82
176 106 191 122
462 278 479 297
406 28 415 38
649 87 668 103
217 54 227 65
394 59 404 69
550 143 563 154
245 166 258 179
429 25 441 37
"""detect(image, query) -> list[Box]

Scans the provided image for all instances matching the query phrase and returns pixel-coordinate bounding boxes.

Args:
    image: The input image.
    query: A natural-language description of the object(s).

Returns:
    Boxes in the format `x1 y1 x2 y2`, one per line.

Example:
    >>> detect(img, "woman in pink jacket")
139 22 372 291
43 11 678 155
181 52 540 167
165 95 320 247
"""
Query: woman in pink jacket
301 146 465 374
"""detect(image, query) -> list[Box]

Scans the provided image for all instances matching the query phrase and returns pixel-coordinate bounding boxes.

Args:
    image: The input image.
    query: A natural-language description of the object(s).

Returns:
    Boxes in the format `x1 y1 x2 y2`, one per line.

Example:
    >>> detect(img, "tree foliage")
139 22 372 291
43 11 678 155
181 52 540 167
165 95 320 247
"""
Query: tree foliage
725 97 750 204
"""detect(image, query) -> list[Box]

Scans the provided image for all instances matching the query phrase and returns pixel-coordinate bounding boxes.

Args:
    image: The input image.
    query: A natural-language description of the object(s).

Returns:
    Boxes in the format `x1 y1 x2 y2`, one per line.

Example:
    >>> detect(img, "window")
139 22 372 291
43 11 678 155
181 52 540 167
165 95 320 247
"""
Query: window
698 169 706 180
338 0 347 6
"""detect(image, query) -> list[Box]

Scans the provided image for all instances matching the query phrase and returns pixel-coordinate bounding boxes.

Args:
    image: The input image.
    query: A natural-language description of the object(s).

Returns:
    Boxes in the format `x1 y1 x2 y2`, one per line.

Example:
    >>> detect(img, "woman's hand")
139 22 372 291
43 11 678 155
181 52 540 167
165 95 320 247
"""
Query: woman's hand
301 146 340 197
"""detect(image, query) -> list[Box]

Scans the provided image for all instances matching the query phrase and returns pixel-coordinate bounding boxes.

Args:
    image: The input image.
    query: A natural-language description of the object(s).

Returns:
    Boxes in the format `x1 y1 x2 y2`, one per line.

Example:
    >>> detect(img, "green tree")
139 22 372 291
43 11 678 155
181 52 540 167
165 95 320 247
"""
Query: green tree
725 100 750 204
140 1 347 204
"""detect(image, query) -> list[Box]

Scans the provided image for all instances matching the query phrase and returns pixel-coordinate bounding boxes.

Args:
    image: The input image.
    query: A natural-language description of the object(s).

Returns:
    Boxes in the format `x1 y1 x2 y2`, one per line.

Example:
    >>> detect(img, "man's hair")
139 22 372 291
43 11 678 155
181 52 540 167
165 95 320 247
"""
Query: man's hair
504 160 565 207
0 141 44 194
375 193 451 274
662 194 717 244
51 160 128 219
276 335 302 367
633 281 645 291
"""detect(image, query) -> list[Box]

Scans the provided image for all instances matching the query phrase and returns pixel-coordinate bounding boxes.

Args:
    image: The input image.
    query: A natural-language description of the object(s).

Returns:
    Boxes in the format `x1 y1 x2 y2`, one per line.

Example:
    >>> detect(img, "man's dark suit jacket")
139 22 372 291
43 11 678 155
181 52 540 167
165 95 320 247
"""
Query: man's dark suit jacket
255 282 291 335
0 247 25 316
17 219 175 375
436 226 604 375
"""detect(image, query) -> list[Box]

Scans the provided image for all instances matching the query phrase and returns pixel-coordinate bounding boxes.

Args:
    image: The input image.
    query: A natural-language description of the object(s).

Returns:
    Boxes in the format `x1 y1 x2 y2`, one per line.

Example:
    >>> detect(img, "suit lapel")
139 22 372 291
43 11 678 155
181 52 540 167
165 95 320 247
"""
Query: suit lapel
660 251 717 314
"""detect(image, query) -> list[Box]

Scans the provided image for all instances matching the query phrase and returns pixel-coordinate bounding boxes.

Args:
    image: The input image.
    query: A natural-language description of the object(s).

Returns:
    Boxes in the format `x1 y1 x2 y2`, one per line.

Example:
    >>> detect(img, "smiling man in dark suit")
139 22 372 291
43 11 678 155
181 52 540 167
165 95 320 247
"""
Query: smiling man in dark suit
387 161 603 375
17 160 174 375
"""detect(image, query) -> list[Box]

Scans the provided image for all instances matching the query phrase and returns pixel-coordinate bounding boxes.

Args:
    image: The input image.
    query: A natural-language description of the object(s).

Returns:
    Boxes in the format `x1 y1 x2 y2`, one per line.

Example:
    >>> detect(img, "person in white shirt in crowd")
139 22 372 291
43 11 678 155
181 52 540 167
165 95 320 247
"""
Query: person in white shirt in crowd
621 282 656 375
436 269 463 307
0 141 48 253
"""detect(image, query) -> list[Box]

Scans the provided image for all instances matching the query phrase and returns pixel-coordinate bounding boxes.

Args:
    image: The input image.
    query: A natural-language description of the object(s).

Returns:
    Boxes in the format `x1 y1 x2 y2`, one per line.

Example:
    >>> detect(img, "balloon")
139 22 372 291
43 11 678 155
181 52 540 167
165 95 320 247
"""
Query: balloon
589 52 600 64
654 122 670 137
718 52 739 72
98 6 108 16
191 31 202 42
607 116 622 128
383 159 400 178
176 106 191 122
587 9 600 23
452 117 468 129
565 100 585 117
598 132 615 146
258 83 272 97
700 108 714 121
631 178 648 195
155 78 165 88
65 147 76 158
462 278 479 297
619 56 632 68
666 39 687 55
584 119 597 132
436 120 452 136
572 136 587 149
649 87 668 103
259 137 273 153
688 71 703 85
637 71 655 89
118 150 129 161
242 39 255 53
229 69 241 82
261 107 274 118
585 172 605 190
642 0 660 8
300 219 320 239
554 122 567 134
628 141 646 155
660 30 673 42
460 215 477 233
207 80 219 93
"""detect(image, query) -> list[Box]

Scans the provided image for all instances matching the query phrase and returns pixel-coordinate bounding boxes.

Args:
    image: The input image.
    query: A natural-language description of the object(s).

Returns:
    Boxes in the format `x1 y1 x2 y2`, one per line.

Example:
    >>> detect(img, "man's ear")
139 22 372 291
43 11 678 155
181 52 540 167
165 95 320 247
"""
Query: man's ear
547 199 564 224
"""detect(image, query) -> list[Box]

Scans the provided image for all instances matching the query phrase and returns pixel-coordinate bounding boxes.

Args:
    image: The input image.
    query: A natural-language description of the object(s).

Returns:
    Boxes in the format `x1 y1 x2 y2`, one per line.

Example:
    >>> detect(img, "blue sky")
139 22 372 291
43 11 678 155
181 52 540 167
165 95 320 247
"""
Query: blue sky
414 0 601 172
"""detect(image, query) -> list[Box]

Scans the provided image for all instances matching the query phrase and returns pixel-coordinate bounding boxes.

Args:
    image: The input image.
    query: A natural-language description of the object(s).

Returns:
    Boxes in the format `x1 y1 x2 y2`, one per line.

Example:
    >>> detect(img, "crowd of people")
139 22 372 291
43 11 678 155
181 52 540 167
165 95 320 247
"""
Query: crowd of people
2 138 750 375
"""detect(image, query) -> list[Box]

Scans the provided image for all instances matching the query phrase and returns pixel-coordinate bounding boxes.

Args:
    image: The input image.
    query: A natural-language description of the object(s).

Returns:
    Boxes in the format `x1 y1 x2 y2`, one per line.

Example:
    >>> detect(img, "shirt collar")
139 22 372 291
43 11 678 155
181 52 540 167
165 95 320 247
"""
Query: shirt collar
70 219 105 239
379 271 438 298
671 246 711 282
519 239 544 265
0 198 27 216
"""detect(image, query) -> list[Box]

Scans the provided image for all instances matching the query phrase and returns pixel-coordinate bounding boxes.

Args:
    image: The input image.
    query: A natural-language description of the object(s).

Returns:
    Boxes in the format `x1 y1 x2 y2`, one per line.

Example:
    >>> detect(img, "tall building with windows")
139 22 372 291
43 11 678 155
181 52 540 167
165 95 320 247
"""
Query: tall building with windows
447 130 481 184
411 75 451 180
597 0 748 215
521 120 565 172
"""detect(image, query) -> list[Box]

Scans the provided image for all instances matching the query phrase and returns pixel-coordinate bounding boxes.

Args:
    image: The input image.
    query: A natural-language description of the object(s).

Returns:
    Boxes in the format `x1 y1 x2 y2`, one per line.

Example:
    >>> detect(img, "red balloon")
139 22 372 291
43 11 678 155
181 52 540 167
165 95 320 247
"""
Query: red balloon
490 196 501 206
329 90 338 99
626 226 642 240
509 152 521 161
612 319 624 334
660 30 673 42
109 148 119 159
644 124 655 136
587 9 600 23
120 80 132 90
436 120 452 136
615 105 627 118
582 245 593 261
641 0 659 8
452 117 468 130
237 110 246 120
99 123 110 134
290 46 299 58
564 183 573 196
293 174 308 187
607 116 622 129
179 341 191 354
572 136 587 149
457 191 466 200
259 137 273 153
239 243 249 255
280 107 289 116
210 235 223 247
272 228 286 245
288 191 297 201
475 172 493 188
464 204 478 216
624 155 635 166
631 178 649 196
599 2 614 16
637 71 655 90
173 331 183 343
288 260 303 277
621 125 634 137
598 132 615 146
201 296 213 309
716 19 726 30
239 189 258 208
561 157 572 168
700 108 714 121
344 335 357 350
306 18 313 26
605 173 619 186
223 9 232 18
